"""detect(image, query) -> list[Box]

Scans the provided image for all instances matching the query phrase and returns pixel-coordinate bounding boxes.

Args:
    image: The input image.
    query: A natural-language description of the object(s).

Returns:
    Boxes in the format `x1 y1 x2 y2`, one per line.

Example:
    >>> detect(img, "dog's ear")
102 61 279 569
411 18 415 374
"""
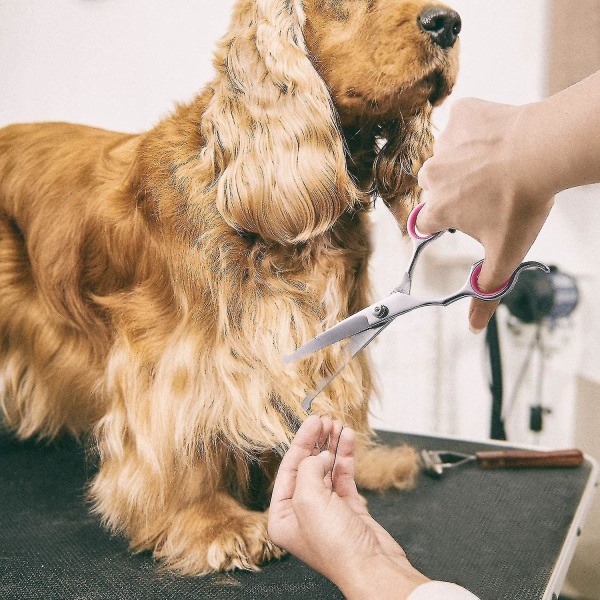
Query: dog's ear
346 109 434 230
200 0 359 244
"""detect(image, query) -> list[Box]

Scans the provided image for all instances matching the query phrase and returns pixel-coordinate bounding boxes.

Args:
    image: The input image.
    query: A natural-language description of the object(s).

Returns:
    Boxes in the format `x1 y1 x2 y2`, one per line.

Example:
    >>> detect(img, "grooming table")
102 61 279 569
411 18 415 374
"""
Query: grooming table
0 429 597 600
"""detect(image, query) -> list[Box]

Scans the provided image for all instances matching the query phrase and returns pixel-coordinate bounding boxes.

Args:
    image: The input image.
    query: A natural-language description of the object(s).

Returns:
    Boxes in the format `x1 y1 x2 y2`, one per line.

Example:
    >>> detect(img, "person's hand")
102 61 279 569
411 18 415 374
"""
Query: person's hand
416 98 554 333
268 414 429 599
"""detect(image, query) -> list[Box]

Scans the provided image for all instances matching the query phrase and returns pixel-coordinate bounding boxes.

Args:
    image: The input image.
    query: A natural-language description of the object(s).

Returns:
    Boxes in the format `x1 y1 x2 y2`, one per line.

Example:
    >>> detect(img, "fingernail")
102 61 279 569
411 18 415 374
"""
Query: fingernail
469 307 491 334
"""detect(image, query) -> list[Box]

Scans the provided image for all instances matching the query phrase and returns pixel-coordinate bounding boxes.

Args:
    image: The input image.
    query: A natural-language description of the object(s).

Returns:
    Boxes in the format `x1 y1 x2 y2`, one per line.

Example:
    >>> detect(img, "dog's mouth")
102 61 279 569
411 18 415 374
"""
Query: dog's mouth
423 69 450 106
396 65 456 110
405 72 452 111
337 65 455 123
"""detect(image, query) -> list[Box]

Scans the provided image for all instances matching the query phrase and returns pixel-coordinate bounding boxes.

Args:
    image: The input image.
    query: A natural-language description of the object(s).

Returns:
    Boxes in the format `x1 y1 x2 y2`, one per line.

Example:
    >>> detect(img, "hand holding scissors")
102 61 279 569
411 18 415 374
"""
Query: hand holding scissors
285 203 549 410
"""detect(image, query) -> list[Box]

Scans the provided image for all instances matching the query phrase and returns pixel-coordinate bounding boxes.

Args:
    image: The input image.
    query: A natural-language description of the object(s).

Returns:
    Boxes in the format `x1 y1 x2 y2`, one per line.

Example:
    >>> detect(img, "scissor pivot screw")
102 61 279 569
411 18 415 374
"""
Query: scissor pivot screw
373 305 389 318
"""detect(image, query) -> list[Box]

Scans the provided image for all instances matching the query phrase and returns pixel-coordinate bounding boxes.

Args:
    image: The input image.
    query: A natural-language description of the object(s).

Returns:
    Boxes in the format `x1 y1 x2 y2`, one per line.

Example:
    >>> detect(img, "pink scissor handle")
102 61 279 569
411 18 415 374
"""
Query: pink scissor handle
470 261 512 299
407 203 548 301
407 202 438 241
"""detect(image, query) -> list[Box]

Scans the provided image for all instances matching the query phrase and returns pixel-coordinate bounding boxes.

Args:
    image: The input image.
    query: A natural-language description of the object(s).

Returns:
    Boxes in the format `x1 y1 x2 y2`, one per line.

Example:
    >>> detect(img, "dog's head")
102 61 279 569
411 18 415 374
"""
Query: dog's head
305 0 459 120
201 0 459 244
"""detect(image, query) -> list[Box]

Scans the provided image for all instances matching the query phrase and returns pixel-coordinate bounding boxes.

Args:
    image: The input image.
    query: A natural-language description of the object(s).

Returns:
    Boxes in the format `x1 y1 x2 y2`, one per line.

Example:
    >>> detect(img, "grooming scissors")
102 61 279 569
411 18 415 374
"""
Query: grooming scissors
285 202 549 410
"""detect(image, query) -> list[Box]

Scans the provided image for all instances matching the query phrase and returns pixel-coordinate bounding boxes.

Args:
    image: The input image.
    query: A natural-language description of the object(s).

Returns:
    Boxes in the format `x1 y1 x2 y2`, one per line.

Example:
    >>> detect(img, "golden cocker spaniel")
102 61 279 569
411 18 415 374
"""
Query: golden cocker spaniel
0 0 459 574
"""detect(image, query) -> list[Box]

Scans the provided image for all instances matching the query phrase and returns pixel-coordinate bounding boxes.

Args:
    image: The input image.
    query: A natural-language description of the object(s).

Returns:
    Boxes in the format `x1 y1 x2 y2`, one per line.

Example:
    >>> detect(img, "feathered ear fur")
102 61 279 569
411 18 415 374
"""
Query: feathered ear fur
199 0 360 245
344 108 434 228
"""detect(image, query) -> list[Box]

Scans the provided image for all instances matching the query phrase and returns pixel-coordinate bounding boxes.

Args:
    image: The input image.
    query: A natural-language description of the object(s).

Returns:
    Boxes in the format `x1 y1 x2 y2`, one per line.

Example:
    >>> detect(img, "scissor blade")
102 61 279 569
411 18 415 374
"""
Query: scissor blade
301 320 392 410
284 314 372 364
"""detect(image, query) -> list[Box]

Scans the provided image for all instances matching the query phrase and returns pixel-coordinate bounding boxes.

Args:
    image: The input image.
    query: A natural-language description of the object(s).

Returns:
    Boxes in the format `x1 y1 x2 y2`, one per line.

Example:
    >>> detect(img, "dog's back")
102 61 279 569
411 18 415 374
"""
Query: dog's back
0 123 143 437
0 122 137 220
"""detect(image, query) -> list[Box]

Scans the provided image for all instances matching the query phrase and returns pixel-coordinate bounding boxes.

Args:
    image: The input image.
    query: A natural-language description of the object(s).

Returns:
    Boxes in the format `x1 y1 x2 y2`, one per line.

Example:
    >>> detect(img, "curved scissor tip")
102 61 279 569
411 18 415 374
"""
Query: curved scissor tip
517 261 551 274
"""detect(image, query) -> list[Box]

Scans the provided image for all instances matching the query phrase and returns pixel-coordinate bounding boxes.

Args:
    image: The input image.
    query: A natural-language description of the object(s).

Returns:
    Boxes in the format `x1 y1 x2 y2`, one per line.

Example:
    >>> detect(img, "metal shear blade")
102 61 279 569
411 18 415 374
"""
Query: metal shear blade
286 203 550 410
299 323 390 410
283 314 372 365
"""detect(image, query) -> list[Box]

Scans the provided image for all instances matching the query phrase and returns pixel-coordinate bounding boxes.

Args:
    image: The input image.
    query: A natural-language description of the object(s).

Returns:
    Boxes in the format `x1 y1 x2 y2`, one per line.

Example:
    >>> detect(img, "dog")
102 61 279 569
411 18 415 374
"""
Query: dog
0 0 459 574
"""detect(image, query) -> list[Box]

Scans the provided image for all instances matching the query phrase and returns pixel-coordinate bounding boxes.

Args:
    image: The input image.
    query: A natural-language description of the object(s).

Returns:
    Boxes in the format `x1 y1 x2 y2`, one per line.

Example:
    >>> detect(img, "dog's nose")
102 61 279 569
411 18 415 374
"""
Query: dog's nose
418 6 462 49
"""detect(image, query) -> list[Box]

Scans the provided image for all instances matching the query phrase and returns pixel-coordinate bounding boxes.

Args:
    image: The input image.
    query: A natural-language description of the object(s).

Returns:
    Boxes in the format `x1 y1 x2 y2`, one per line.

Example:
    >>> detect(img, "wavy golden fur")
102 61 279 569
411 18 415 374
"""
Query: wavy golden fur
0 0 458 574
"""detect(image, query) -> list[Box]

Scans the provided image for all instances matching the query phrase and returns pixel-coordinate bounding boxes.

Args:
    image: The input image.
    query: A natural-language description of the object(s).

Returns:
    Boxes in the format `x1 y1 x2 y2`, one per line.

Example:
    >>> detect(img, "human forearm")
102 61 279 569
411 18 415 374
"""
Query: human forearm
516 70 600 199
416 70 600 332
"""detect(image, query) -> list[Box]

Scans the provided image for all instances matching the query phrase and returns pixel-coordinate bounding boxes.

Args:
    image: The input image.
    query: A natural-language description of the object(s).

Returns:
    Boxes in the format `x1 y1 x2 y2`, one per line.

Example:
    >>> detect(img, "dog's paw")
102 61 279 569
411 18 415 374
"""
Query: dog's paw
204 510 286 572
154 504 285 575
355 443 420 492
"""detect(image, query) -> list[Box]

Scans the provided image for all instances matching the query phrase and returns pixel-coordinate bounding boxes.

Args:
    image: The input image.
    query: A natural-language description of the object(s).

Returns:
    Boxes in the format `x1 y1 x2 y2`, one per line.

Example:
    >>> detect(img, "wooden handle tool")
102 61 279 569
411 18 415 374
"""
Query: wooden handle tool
475 449 584 469
420 448 584 478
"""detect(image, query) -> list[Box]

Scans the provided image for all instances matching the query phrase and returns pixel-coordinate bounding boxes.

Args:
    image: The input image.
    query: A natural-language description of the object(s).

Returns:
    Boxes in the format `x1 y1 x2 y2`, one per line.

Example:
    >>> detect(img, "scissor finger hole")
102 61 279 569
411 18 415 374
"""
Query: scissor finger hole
407 203 438 241
470 262 511 299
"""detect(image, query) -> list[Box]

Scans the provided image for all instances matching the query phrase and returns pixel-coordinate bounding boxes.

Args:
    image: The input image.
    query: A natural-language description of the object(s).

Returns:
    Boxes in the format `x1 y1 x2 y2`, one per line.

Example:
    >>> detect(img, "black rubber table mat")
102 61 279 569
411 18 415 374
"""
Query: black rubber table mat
0 428 594 600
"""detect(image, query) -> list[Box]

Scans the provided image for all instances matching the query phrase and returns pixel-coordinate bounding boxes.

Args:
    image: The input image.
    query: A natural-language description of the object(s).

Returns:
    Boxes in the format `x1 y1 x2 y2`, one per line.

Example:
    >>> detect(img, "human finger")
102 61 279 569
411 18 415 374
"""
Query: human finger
415 160 455 235
271 415 323 503
316 415 333 454
416 156 432 191
414 196 448 236
327 419 343 455
468 255 516 333
331 427 359 499
294 451 336 509
468 297 499 335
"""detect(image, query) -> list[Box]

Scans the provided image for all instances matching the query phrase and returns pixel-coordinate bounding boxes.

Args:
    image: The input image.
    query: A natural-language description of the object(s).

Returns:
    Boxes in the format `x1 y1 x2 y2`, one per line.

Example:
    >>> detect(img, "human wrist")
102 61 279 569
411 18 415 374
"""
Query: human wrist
509 102 561 204
511 90 600 201
336 554 430 600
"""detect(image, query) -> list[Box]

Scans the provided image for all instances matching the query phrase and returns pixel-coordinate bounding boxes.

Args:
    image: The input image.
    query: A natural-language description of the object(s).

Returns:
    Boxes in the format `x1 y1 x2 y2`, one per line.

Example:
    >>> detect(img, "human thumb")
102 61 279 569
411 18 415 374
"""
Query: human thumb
468 297 499 334
468 260 508 334
414 197 446 236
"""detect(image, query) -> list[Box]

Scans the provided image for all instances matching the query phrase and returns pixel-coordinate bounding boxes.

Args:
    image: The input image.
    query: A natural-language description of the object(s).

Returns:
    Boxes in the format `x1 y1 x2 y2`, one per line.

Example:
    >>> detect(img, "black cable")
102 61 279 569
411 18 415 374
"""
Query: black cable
486 313 507 440
502 325 539 423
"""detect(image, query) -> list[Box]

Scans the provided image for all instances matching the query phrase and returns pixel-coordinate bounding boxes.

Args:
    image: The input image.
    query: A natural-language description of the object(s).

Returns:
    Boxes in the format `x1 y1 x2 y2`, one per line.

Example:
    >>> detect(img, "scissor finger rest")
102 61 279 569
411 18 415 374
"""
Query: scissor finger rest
468 260 549 301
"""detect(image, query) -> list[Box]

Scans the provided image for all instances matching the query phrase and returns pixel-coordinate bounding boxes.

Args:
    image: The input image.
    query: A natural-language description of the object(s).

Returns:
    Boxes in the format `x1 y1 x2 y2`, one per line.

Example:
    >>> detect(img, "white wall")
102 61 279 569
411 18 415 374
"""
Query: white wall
0 1 595 447
0 0 228 131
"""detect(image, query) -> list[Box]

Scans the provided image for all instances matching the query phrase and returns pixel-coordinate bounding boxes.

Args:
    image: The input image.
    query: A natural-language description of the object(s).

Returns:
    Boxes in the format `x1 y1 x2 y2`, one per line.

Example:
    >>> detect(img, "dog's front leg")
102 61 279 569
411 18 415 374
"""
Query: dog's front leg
88 340 285 575
90 454 283 574
89 413 285 575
